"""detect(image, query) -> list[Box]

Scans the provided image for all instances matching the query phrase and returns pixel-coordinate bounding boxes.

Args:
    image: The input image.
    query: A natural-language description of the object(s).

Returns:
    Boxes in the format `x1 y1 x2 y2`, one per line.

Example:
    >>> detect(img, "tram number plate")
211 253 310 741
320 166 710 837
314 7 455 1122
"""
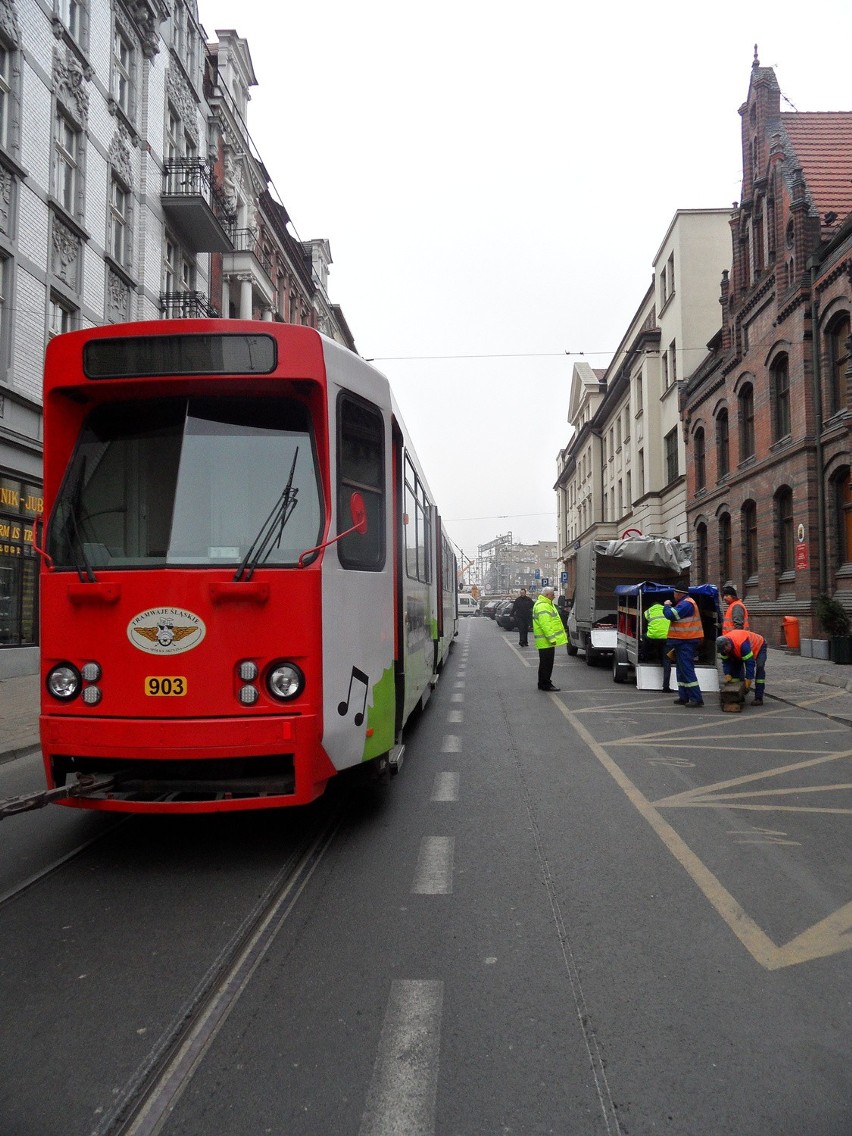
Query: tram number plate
145 676 187 697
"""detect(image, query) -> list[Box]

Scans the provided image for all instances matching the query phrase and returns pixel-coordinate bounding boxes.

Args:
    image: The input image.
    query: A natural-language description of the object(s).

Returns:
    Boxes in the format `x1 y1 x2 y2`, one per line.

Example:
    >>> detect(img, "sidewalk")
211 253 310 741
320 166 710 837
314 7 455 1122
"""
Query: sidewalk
1 648 851 767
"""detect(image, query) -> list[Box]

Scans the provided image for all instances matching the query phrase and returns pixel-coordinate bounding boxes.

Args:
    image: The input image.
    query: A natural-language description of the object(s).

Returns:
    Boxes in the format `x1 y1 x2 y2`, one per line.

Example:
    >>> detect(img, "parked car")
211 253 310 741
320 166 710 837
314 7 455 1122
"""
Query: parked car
482 599 502 619
495 599 517 630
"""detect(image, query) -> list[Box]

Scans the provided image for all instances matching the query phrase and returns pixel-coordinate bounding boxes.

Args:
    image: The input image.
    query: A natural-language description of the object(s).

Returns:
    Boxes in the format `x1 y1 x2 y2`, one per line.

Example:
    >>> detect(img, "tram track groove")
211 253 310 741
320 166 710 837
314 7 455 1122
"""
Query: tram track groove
90 802 346 1136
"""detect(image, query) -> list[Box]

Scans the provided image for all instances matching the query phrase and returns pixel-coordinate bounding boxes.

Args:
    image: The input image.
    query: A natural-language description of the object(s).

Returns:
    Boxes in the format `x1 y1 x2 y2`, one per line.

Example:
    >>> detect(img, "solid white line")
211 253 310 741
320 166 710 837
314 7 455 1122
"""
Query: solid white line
431 772 459 802
358 980 443 1136
441 735 461 753
412 836 454 894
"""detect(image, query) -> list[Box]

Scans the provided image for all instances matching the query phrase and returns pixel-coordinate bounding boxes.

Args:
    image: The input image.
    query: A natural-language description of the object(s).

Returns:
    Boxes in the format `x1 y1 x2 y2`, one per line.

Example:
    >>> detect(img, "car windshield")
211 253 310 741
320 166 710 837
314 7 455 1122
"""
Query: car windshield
47 396 323 570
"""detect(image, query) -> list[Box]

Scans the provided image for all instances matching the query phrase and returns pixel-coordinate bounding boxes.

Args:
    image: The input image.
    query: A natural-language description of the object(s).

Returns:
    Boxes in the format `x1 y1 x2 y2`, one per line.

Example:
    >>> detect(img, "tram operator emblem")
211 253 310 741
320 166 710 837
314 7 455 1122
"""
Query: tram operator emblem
127 607 206 655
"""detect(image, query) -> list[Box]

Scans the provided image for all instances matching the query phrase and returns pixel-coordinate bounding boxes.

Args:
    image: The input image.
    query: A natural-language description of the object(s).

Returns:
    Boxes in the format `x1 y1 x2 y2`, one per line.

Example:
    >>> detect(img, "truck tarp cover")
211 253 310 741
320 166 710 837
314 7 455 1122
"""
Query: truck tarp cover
593 537 692 573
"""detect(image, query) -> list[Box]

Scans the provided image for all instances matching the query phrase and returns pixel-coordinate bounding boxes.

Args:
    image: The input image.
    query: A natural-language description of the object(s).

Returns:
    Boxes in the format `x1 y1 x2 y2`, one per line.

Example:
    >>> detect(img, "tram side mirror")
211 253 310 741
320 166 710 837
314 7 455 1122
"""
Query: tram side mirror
350 491 368 535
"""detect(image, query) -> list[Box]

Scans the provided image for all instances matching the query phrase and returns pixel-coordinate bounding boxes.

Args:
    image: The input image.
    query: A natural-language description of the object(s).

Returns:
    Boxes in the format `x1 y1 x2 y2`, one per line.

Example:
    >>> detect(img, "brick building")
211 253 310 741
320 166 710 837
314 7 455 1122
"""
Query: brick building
681 53 852 646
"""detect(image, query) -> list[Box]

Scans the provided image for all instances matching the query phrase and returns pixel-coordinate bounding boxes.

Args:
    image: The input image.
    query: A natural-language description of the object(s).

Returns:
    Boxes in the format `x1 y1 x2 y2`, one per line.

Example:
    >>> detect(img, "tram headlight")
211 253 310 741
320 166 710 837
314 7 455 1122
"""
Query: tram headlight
46 663 82 701
266 661 304 701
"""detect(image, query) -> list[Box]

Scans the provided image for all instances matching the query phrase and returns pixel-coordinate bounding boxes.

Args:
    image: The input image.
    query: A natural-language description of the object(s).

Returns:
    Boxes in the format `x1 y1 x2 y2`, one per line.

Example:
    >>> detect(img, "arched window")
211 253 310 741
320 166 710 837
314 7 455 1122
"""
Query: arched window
696 522 708 582
826 313 850 416
694 428 705 491
742 500 758 580
715 409 729 479
738 384 755 460
771 354 791 440
776 487 794 574
719 513 731 585
831 467 852 567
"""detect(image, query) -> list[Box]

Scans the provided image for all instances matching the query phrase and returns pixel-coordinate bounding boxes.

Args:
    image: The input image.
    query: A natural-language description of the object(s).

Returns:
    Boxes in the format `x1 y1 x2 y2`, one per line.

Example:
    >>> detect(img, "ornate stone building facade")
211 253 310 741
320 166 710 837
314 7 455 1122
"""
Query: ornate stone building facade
0 2 354 676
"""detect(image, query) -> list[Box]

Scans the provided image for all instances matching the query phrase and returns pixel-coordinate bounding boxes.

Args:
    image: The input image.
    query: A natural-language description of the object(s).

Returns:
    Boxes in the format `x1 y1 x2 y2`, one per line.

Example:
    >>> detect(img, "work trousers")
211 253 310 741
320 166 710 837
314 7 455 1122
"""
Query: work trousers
671 638 702 704
537 646 555 688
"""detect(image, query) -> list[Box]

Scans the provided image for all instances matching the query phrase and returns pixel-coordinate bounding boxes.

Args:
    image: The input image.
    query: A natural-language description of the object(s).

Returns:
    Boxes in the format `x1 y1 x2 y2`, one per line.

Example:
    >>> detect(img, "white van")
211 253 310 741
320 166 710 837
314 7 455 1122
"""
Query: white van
458 594 479 617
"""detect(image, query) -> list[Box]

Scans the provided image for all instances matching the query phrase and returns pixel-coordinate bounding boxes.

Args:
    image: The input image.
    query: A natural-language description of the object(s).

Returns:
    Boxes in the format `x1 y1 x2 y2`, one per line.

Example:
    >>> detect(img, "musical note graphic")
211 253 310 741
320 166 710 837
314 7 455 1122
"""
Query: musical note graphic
338 666 369 726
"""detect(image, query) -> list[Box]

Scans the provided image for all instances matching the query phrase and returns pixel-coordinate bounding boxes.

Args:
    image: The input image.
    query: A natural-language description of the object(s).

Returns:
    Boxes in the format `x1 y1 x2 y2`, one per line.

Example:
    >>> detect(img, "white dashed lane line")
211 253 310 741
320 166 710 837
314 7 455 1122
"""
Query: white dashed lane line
358 979 443 1136
431 772 460 802
411 836 455 894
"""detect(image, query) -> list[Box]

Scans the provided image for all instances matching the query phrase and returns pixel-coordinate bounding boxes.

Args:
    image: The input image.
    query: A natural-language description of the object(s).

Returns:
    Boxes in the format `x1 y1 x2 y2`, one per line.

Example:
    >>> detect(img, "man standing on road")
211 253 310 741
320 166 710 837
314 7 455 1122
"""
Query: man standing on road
511 588 534 648
721 584 750 634
716 630 767 705
533 586 567 691
663 588 705 707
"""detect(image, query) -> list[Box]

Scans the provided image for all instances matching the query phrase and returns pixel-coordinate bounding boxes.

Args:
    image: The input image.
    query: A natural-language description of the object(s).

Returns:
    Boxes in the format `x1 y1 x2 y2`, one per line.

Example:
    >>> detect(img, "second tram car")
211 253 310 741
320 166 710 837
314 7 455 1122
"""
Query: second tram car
37 321 457 812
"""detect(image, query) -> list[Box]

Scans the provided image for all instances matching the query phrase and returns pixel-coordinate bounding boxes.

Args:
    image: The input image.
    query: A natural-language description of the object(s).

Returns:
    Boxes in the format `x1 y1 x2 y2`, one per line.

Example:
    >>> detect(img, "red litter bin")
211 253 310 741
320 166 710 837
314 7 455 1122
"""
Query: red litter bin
782 616 800 650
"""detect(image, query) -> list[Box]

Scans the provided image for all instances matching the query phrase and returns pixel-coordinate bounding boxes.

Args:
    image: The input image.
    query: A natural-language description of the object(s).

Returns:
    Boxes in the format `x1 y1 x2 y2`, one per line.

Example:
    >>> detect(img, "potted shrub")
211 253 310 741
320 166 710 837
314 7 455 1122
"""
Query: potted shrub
815 594 852 664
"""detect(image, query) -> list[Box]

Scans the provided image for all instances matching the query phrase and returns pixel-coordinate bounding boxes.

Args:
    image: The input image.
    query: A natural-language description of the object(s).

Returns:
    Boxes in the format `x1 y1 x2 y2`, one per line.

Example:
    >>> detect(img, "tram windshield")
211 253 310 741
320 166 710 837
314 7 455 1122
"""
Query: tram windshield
47 397 323 570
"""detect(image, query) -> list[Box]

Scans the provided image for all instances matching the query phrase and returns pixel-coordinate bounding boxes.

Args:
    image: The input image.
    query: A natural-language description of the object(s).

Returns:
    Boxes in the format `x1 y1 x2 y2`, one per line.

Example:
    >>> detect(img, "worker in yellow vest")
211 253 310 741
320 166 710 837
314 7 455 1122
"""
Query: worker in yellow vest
644 600 672 692
533 586 568 691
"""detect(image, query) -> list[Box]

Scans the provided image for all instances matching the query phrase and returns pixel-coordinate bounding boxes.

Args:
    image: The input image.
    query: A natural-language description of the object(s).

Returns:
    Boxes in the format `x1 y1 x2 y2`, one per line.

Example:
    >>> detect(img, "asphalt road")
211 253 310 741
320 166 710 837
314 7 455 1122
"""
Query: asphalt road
0 617 849 1135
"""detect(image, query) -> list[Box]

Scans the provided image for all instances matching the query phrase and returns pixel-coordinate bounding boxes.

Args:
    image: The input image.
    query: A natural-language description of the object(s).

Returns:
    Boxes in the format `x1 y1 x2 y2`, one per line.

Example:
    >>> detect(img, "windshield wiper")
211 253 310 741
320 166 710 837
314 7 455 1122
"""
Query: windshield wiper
233 449 299 582
62 458 97 583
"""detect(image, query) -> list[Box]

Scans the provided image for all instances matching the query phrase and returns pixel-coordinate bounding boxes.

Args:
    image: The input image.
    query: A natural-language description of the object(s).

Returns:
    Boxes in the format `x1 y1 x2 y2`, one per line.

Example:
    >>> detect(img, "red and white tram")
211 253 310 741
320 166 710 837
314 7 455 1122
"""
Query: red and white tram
36 321 457 812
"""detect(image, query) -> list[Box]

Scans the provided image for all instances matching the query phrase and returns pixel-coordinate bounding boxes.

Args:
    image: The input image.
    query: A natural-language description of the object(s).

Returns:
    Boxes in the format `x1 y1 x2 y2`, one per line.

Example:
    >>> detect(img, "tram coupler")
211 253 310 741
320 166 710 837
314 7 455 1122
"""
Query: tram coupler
0 773 122 820
388 744 405 775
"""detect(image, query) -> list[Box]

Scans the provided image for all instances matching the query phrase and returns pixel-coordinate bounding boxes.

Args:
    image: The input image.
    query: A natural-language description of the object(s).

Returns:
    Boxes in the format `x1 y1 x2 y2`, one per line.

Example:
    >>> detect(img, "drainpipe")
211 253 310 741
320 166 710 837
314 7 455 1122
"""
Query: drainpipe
808 255 827 595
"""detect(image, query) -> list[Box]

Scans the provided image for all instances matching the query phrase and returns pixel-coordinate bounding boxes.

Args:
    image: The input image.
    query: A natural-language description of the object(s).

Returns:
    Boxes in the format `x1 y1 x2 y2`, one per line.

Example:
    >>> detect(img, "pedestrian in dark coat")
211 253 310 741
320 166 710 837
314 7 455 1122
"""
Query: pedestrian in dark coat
511 588 534 647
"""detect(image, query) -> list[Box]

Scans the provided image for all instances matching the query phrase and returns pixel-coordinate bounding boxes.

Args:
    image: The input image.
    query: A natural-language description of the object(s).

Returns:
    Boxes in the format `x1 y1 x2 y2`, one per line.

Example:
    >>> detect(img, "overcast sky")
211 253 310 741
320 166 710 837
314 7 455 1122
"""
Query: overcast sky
197 0 851 565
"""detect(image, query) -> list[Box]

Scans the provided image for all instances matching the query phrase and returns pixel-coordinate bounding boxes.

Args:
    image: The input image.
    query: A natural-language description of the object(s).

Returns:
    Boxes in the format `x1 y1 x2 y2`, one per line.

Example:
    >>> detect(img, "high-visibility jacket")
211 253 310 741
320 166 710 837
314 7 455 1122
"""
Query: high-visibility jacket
645 603 669 639
719 629 766 681
664 595 703 640
532 595 568 649
722 599 750 634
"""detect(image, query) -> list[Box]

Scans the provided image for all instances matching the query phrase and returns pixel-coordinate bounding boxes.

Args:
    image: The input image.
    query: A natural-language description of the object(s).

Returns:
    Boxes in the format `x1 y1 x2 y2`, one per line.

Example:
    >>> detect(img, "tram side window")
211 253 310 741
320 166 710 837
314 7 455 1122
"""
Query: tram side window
403 454 431 583
337 394 385 570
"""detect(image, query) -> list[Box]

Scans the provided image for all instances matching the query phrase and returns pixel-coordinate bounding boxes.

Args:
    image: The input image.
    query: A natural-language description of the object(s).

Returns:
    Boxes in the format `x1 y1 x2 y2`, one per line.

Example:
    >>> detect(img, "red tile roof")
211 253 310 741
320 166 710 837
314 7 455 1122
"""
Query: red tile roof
782 112 852 224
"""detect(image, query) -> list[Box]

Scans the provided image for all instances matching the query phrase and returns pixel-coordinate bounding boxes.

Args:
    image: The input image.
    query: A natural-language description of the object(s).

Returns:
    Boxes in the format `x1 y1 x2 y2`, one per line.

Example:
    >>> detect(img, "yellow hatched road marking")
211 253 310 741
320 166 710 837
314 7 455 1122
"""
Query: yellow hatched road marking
551 697 852 970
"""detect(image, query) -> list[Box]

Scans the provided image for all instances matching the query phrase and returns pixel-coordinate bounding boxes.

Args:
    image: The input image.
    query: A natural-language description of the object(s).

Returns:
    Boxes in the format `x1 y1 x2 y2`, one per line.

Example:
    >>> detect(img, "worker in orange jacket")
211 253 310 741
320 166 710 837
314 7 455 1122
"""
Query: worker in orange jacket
716 629 767 705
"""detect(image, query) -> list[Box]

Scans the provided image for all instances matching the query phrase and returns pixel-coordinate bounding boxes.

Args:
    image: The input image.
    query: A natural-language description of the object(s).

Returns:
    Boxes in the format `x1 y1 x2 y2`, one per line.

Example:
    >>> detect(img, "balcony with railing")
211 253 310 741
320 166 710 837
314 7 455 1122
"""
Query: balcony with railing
161 159 234 253
159 291 220 319
222 227 275 314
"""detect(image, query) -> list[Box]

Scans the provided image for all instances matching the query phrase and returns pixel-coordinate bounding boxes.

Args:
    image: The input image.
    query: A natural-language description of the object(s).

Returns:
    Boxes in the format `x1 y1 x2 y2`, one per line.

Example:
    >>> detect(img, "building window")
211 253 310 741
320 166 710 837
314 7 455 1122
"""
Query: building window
776 487 794 574
831 469 852 567
738 383 755 460
716 409 729 479
58 0 81 41
772 354 791 440
0 42 11 151
827 313 850 417
109 175 130 267
719 513 731 586
54 111 79 216
637 449 644 496
49 294 76 338
166 107 181 163
113 27 133 118
743 500 758 579
664 427 678 484
669 341 677 385
634 374 643 415
662 352 669 389
694 428 705 491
